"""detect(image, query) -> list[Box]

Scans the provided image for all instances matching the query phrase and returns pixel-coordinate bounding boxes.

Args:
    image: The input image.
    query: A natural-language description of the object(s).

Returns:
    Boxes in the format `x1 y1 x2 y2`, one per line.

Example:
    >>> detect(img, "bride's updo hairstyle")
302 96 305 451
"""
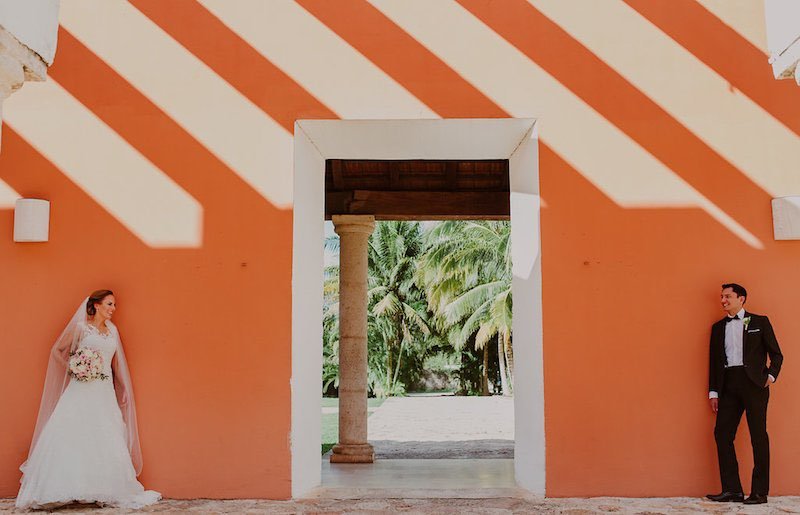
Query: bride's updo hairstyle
86 289 114 317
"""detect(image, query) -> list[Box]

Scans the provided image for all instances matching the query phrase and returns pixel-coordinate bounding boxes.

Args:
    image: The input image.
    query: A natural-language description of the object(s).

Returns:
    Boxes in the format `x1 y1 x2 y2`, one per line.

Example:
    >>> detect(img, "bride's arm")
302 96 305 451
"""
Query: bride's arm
111 354 129 408
51 324 81 366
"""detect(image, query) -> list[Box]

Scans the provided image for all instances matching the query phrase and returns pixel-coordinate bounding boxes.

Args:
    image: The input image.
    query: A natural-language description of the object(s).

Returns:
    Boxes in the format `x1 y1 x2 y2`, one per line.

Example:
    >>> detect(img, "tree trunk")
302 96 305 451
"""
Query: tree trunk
504 332 514 393
459 351 470 395
497 334 510 396
392 334 405 388
386 342 393 393
481 344 490 396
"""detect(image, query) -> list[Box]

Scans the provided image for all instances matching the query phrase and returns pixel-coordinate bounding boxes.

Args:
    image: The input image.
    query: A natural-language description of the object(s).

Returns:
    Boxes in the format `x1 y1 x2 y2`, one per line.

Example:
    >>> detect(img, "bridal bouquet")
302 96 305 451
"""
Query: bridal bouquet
68 348 109 382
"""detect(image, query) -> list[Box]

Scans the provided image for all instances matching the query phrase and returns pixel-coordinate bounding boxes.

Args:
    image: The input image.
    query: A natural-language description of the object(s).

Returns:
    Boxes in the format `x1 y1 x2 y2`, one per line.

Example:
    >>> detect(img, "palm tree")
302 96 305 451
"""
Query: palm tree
367 221 432 396
322 245 341 395
418 221 513 395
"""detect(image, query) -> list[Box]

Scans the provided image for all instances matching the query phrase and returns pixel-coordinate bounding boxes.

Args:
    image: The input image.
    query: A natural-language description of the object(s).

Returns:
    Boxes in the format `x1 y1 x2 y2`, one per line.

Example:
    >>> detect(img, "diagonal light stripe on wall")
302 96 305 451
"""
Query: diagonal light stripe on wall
530 0 800 199
368 0 760 248
130 0 337 132
59 0 293 207
624 0 800 146
297 0 507 119
4 80 202 247
0 178 20 209
380 0 762 246
197 0 437 119
367 0 694 207
695 0 767 53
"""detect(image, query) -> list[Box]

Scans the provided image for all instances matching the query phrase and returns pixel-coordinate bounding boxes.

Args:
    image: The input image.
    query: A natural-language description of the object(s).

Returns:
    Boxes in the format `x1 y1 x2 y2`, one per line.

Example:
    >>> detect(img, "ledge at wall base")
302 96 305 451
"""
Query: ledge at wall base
303 486 533 500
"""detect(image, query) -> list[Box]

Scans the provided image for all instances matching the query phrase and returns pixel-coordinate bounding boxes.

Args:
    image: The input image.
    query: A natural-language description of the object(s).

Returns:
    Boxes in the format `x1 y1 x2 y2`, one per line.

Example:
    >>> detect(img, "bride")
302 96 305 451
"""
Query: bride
16 290 160 510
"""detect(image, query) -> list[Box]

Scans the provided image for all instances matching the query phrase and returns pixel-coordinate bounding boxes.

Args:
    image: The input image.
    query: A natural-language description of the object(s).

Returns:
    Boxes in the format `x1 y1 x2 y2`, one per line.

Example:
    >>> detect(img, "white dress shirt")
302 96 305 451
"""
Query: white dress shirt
709 308 774 399
724 308 746 367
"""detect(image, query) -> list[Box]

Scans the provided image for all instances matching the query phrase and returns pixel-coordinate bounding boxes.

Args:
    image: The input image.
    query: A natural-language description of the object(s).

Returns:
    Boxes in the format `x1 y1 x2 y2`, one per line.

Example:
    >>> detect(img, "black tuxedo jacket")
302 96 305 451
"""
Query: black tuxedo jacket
709 312 784 394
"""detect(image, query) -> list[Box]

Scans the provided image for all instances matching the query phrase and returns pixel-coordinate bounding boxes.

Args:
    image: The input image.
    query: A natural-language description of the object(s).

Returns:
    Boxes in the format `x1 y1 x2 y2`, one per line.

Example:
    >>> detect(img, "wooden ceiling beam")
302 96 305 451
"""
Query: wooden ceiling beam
389 161 401 189
445 161 458 190
326 190 509 220
331 159 344 190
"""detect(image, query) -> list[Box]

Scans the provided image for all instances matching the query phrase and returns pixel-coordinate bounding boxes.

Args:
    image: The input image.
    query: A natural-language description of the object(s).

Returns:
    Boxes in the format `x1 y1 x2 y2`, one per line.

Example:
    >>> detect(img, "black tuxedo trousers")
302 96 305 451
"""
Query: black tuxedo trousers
715 366 769 495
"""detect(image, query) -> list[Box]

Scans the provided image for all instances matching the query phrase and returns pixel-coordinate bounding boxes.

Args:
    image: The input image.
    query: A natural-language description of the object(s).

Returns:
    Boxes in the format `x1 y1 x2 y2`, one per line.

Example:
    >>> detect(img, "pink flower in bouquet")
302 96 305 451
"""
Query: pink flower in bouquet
68 348 109 382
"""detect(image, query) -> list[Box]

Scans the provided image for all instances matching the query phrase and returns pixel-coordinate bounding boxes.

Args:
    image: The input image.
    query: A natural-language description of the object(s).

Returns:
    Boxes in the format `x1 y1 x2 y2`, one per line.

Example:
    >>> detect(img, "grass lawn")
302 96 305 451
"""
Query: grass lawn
321 397 385 455
322 397 385 408
321 413 338 455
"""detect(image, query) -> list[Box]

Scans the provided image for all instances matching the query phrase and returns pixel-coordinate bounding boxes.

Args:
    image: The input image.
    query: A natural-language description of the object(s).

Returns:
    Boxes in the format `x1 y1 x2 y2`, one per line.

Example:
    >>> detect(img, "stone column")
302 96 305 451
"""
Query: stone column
331 215 375 463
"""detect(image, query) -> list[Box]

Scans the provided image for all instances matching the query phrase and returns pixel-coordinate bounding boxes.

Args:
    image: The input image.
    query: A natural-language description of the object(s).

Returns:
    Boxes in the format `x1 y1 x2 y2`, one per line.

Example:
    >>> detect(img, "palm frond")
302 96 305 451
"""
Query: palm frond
474 320 498 350
454 297 493 349
373 292 400 316
444 281 504 325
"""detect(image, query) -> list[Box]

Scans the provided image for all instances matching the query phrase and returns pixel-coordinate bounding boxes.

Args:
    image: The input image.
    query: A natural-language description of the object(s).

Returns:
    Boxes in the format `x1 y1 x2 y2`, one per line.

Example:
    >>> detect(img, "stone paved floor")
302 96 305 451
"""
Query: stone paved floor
369 396 514 459
320 458 516 492
3 496 800 513
8 398 798 513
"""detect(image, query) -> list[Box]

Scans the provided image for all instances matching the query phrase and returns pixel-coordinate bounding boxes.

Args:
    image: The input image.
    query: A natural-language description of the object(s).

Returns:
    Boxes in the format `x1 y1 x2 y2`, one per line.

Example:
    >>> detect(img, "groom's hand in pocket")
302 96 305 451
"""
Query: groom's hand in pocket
709 398 718 413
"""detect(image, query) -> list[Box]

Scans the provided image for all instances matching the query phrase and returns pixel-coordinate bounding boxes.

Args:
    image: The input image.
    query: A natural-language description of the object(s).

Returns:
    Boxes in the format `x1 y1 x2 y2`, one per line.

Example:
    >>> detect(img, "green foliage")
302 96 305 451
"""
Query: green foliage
322 262 341 396
366 222 432 397
419 221 513 395
423 351 460 373
322 220 513 398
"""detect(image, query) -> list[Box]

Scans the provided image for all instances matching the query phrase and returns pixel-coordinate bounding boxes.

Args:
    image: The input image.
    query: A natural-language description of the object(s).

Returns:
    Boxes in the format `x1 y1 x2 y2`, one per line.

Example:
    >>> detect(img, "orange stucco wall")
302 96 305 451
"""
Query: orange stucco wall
541 146 799 496
0 130 295 498
1 0 798 499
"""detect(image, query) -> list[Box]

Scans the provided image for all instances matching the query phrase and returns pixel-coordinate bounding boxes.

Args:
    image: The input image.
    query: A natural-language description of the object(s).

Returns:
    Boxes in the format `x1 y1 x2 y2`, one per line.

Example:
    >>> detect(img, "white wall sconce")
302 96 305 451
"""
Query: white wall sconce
772 196 800 240
13 198 50 242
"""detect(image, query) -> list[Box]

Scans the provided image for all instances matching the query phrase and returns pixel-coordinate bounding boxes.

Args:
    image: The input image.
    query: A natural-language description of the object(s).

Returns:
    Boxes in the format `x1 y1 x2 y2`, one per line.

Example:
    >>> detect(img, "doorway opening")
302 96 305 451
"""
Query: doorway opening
291 119 543 497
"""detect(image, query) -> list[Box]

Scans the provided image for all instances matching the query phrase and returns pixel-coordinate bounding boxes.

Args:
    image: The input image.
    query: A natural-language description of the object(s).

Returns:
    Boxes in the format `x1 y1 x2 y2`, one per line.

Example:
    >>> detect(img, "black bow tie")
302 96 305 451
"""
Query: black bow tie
725 316 740 323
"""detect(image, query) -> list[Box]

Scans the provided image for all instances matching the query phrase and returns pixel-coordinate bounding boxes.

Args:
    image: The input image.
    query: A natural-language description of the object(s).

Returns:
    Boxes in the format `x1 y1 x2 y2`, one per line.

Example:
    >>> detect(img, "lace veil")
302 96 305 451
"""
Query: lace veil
22 297 144 476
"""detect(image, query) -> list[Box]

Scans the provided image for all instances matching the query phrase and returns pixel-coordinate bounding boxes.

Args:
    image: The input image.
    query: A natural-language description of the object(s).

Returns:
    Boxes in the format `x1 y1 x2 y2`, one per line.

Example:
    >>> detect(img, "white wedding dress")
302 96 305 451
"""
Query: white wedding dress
16 324 160 510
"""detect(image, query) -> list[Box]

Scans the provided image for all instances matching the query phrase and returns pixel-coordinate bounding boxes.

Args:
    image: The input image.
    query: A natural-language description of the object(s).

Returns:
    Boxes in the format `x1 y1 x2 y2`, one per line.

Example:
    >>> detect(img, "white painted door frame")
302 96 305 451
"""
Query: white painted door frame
290 118 544 497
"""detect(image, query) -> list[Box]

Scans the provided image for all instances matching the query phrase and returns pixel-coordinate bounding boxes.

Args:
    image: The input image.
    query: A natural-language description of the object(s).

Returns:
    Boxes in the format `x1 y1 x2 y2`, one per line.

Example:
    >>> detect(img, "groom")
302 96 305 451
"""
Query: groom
706 283 783 505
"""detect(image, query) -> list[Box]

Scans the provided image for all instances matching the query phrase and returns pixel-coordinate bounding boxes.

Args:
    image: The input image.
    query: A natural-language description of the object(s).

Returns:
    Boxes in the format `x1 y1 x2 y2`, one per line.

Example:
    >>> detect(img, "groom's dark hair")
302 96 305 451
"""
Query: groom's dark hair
722 283 747 304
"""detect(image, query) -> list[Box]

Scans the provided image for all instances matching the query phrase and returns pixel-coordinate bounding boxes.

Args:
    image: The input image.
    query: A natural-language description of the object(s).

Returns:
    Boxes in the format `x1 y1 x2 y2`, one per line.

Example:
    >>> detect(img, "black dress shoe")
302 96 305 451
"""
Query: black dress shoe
706 491 744 502
744 494 768 504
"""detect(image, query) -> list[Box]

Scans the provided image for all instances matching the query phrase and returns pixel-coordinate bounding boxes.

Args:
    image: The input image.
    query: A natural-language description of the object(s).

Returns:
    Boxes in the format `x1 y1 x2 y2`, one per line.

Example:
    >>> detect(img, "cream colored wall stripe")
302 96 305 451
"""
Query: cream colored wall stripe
370 0 760 246
197 0 437 119
695 0 768 53
369 0 761 248
59 0 294 208
0 179 20 209
4 80 202 247
368 0 697 207
530 0 800 199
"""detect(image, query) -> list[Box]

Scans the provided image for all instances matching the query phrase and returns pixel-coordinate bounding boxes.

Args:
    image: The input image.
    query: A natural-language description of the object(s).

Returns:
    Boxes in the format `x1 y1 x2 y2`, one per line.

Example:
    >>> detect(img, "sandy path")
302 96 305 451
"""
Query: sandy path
367 395 514 459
